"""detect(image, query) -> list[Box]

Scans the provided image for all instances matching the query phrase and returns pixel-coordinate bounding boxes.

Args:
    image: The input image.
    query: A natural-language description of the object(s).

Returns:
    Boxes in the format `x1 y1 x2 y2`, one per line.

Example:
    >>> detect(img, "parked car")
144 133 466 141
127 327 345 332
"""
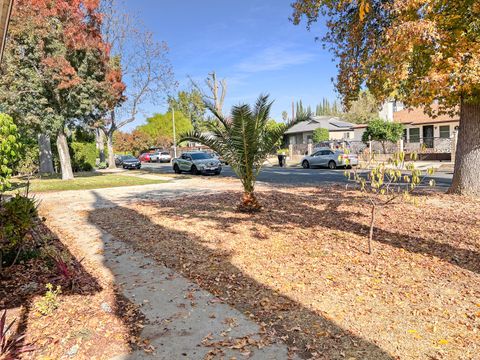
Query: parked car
120 155 141 170
301 149 358 169
138 152 152 163
158 151 172 163
172 151 222 175
115 154 133 166
147 151 171 163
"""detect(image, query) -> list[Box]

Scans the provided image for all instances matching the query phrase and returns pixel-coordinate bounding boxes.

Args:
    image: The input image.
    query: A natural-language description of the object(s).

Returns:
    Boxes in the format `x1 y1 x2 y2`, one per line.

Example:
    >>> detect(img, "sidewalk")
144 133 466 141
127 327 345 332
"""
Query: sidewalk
39 179 294 359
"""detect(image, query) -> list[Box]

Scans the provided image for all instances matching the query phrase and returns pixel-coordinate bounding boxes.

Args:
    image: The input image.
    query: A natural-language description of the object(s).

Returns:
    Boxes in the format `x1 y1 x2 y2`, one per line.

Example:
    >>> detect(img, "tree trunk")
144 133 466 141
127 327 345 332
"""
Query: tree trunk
449 101 480 196
368 204 376 255
96 128 105 163
238 191 262 213
38 133 54 175
107 130 116 170
56 128 74 180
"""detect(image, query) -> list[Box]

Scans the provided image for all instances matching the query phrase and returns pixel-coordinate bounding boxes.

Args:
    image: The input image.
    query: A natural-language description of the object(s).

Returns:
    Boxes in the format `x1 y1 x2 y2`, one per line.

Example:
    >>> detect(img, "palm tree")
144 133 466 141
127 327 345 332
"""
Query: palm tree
180 94 308 212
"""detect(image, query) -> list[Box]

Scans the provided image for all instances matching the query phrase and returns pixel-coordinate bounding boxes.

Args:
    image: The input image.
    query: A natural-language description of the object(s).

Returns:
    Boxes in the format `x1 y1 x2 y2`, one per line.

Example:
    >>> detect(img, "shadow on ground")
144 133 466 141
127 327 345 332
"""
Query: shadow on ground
130 188 479 275
88 191 395 359
0 221 143 358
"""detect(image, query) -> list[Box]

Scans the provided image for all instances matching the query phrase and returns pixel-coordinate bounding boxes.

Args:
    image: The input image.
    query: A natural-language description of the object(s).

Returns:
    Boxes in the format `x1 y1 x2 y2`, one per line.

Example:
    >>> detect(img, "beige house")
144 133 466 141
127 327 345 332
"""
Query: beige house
354 103 459 155
393 106 459 150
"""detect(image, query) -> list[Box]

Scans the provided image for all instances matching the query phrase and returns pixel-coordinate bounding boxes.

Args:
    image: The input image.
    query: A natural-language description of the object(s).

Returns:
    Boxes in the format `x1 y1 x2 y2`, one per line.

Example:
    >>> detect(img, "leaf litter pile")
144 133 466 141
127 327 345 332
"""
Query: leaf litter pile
0 222 145 359
91 187 480 359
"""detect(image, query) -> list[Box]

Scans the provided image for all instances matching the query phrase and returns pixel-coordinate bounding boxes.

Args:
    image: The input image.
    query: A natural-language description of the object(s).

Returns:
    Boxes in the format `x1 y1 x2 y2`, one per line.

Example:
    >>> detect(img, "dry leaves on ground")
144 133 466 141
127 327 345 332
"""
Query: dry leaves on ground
0 222 145 359
91 187 480 359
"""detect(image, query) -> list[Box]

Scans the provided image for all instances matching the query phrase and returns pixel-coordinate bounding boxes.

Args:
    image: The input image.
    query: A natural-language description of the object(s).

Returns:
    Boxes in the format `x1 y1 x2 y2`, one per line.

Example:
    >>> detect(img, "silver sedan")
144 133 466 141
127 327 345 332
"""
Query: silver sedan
301 149 358 169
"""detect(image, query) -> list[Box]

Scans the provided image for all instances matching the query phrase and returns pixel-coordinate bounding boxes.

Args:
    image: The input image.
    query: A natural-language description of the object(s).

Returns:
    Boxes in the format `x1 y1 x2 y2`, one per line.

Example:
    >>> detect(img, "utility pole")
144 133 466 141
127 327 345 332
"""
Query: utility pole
291 99 295 120
172 107 177 158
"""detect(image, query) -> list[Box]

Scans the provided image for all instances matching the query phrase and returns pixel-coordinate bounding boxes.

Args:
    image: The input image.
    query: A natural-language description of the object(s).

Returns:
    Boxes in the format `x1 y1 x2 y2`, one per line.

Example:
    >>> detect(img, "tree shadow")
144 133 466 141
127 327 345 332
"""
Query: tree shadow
132 189 480 275
88 192 394 359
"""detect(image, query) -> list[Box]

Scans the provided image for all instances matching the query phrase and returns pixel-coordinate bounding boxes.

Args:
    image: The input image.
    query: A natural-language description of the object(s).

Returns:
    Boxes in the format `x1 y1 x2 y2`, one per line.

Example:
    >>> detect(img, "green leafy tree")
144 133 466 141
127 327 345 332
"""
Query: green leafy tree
361 119 403 154
168 89 206 129
137 111 193 145
312 128 329 143
180 95 308 212
0 0 115 180
291 0 480 196
0 114 21 193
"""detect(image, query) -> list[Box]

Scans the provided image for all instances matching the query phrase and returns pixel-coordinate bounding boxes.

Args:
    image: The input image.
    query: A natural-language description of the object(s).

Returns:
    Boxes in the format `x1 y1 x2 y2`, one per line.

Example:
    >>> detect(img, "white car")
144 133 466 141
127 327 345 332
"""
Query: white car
150 151 172 163
301 149 358 169
157 151 171 163
172 151 222 175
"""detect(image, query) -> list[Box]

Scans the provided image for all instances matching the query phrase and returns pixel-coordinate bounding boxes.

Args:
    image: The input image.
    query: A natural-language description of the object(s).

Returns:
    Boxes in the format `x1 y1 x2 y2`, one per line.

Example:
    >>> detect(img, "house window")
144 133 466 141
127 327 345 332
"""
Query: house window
344 132 350 139
439 125 450 138
409 128 420 143
403 129 407 141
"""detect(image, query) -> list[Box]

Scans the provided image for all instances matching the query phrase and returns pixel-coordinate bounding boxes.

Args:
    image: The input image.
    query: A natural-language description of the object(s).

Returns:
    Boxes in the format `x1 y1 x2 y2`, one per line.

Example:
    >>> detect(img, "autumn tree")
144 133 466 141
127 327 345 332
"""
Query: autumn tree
0 0 113 180
113 130 151 156
292 0 480 196
99 0 175 169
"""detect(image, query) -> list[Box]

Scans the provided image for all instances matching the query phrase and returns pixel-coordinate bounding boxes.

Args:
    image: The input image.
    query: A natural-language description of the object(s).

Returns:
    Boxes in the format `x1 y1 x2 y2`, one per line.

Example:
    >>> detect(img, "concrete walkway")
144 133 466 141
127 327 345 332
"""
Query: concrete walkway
39 179 294 359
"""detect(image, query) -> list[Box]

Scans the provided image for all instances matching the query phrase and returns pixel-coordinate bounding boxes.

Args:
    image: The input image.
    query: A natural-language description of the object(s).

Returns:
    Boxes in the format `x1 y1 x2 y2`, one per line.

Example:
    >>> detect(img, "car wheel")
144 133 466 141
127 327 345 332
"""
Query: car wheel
328 160 337 169
173 164 181 174
302 160 310 169
214 170 221 175
191 165 199 175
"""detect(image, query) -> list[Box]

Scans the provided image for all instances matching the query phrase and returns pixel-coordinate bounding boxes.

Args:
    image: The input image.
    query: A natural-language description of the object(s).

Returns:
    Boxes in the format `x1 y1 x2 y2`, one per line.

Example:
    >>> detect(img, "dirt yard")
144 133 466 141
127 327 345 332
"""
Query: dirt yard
90 187 480 359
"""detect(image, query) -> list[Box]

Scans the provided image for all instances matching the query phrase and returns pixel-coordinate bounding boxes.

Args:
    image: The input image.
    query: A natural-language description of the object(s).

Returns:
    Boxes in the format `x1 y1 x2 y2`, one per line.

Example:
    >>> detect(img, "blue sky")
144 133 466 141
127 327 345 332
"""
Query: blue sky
122 0 337 131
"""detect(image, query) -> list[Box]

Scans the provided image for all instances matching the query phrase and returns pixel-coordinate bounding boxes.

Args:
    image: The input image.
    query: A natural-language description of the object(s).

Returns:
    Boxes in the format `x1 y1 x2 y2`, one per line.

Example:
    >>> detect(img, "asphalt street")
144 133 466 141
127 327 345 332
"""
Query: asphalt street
142 162 453 190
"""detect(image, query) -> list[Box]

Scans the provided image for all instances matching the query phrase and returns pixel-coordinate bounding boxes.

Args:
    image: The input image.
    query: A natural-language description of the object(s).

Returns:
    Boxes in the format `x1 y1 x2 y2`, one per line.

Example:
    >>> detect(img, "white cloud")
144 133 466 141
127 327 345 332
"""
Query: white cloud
235 45 315 74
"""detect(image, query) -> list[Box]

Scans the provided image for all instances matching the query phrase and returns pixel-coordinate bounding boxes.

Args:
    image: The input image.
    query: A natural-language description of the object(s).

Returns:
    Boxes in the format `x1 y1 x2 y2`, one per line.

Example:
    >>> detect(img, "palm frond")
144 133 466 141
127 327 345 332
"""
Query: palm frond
181 94 312 197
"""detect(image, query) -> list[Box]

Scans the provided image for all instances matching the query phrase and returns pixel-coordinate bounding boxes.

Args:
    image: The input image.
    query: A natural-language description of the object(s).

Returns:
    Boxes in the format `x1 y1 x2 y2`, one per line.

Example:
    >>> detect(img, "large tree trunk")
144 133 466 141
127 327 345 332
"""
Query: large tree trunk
37 133 54 175
56 128 74 180
449 101 480 196
107 130 116 170
96 128 105 163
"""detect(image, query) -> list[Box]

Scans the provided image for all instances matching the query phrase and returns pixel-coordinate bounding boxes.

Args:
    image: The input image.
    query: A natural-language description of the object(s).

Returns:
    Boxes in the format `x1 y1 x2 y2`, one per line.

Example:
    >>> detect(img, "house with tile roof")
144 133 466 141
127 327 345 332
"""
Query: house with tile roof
354 102 459 154
284 116 355 145
393 105 459 149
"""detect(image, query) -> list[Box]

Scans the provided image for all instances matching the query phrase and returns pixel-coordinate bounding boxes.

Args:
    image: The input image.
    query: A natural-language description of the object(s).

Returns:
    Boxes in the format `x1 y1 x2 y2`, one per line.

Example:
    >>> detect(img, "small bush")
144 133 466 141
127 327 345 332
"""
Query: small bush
0 114 21 191
15 141 39 176
70 141 96 172
0 195 39 266
35 283 61 316
313 128 329 143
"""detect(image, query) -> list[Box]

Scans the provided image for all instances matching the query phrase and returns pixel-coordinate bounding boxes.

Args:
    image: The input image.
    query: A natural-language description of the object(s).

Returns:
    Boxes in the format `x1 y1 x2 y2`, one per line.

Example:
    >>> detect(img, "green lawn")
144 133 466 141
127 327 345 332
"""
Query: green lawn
10 172 170 192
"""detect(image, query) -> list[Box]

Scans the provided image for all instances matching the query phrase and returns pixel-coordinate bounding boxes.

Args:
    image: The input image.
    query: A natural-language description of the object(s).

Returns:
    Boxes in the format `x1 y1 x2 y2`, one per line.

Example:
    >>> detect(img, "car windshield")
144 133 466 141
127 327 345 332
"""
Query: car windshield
190 153 212 160
161 152 169 155
123 155 136 160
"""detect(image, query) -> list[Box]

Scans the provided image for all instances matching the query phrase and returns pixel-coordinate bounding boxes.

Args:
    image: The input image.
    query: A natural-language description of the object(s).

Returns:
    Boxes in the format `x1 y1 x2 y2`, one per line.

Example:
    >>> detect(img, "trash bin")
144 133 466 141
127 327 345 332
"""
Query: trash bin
277 154 286 167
